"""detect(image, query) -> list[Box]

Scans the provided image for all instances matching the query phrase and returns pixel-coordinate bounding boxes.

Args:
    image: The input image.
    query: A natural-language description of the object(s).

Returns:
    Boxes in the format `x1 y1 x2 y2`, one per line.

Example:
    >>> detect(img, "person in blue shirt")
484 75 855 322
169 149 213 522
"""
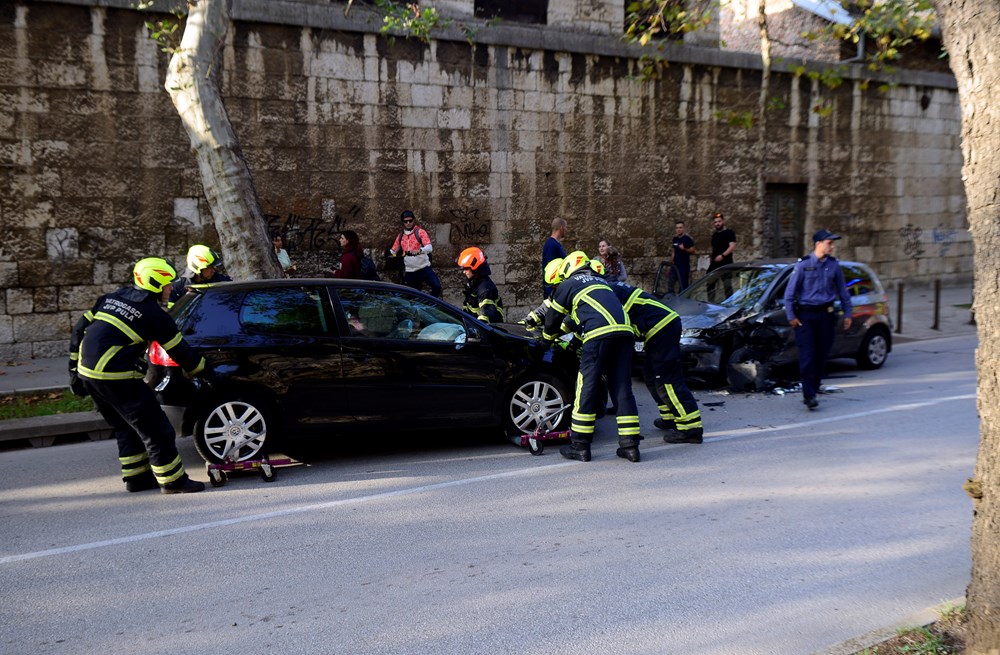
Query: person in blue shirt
783 230 853 410
541 218 567 298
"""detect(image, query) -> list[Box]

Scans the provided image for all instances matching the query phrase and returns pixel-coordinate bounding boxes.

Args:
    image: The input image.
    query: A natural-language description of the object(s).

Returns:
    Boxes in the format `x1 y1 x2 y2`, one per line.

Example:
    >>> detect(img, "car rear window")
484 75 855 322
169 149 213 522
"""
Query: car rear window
240 287 331 336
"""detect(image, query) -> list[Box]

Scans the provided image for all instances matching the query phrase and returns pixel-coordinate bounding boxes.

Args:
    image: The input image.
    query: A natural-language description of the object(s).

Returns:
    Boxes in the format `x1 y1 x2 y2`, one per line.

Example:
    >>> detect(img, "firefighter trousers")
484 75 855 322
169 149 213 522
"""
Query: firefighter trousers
572 335 641 448
82 377 189 486
642 322 702 432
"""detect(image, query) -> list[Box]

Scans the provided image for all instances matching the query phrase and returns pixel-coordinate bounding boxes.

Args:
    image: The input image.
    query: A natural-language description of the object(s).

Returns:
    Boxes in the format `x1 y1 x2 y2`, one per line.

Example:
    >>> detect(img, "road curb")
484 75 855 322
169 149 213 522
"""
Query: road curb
810 596 965 655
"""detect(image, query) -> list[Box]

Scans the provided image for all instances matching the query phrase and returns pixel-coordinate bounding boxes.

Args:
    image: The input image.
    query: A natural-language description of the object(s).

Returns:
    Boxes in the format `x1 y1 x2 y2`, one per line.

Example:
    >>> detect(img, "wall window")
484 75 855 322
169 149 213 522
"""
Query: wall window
475 0 548 24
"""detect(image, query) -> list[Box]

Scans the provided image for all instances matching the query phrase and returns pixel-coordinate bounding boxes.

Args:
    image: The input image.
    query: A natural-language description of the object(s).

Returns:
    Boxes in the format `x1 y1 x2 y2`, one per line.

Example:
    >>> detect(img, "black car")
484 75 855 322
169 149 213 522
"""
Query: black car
651 259 893 386
147 280 576 463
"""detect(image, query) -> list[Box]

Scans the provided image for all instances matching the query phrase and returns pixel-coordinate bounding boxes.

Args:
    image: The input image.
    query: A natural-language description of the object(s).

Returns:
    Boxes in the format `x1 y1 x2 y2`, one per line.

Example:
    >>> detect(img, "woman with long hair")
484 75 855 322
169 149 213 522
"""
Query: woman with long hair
333 230 361 279
598 239 627 283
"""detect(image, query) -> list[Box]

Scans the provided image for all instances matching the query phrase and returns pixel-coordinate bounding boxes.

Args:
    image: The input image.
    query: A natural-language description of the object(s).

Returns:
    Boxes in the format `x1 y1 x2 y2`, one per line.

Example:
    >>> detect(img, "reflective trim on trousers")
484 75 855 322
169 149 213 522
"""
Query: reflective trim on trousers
150 454 186 485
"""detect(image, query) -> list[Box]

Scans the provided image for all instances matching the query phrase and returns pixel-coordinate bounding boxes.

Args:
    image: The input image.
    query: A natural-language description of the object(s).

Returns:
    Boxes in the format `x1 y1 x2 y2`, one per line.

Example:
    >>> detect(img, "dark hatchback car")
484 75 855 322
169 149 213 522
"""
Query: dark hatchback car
147 280 576 463
651 259 893 386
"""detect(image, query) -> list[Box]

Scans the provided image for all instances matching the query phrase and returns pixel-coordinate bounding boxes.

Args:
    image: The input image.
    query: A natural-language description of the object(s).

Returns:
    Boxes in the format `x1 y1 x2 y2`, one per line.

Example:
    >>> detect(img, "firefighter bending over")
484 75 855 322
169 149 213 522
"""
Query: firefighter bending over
542 251 644 462
69 257 210 494
609 282 704 444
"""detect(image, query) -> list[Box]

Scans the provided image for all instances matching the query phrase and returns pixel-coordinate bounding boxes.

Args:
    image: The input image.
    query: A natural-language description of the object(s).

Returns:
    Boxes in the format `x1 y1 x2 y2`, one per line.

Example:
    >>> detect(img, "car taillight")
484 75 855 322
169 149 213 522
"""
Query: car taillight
149 341 179 367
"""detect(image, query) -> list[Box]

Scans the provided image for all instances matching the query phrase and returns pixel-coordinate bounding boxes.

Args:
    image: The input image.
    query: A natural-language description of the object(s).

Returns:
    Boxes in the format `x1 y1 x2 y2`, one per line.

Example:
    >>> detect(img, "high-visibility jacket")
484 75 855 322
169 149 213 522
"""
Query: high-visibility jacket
70 286 205 381
542 271 633 343
462 274 505 324
608 282 679 341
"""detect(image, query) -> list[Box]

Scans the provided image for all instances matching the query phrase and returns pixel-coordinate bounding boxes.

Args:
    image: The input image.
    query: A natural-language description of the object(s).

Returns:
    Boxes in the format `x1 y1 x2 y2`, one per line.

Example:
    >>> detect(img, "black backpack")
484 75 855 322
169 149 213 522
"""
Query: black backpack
359 253 380 281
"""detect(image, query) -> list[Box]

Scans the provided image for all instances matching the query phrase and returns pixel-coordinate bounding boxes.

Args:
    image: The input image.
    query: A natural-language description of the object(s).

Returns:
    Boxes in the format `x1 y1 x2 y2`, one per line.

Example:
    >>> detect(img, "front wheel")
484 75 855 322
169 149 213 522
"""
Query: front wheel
195 395 274 464
856 327 890 370
505 373 572 436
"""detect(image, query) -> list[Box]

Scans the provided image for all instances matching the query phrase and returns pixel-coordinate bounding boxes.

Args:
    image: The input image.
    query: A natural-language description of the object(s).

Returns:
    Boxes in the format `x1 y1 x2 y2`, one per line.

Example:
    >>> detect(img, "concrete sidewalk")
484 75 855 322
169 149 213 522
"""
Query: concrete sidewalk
0 281 977 396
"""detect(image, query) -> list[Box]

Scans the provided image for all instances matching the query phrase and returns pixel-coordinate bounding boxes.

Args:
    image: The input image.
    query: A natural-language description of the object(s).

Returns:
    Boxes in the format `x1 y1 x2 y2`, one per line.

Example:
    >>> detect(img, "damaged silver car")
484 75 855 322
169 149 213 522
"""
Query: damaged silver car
652 259 893 387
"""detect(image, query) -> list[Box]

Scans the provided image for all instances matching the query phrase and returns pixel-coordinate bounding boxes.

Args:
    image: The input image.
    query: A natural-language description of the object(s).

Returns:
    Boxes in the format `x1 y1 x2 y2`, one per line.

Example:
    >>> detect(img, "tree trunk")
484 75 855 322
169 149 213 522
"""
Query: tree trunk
754 0 772 257
165 0 282 280
935 1 1000 651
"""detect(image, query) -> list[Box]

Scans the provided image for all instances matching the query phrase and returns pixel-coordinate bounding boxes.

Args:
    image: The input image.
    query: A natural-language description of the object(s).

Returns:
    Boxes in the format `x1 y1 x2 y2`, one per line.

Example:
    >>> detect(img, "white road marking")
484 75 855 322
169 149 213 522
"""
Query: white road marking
0 393 976 566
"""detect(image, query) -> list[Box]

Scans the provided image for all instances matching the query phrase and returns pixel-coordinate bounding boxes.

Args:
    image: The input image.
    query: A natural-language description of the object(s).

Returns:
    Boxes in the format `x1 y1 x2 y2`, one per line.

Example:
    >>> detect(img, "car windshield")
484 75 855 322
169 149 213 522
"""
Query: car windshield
682 266 784 309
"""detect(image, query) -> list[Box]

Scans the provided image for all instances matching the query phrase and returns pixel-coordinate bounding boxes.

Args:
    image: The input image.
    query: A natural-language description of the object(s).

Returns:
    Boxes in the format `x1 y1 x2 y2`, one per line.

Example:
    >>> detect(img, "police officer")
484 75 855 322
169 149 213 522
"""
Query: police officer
70 257 209 494
168 244 231 307
457 246 505 324
783 229 853 409
608 281 704 443
542 251 643 462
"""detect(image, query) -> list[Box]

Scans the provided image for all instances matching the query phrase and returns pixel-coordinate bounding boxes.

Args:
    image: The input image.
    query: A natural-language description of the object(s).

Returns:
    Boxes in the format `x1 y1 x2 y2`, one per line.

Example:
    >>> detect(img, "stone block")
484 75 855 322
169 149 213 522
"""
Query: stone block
0 315 12 344
16 259 94 288
0 343 32 361
0 263 17 288
6 288 32 315
13 312 71 342
33 340 69 359
34 286 59 313
58 285 104 311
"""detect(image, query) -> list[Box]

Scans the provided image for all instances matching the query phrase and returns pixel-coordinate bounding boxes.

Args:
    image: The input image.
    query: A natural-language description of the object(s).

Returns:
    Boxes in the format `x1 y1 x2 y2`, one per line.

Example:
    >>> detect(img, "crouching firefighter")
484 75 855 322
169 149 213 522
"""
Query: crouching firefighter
542 251 643 462
69 257 210 494
457 246 505 324
609 282 704 444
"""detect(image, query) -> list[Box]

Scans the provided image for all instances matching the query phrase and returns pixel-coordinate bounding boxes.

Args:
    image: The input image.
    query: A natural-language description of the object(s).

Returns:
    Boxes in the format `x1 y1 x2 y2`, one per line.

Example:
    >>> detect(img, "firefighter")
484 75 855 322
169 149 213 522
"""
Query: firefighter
609 281 704 443
168 244 231 307
457 246 505 324
542 251 643 462
69 257 209 494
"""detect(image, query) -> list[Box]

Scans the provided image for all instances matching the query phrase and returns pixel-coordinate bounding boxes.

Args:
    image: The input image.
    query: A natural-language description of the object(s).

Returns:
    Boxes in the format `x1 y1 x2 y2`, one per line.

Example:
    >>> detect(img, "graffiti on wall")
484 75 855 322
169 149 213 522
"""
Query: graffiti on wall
265 204 362 252
448 206 490 244
898 224 924 258
931 223 958 257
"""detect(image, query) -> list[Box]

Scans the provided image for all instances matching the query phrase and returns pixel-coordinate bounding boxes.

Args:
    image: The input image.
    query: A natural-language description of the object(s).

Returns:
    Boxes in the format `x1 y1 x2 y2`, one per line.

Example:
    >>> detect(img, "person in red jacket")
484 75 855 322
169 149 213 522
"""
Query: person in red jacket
333 230 361 279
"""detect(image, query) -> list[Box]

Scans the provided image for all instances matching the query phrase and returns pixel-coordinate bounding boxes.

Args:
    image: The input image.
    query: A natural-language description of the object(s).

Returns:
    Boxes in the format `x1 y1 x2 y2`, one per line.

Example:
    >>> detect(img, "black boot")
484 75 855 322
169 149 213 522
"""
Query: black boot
559 443 592 462
804 396 819 409
654 418 676 431
616 446 640 462
124 471 158 493
160 476 206 494
663 427 704 444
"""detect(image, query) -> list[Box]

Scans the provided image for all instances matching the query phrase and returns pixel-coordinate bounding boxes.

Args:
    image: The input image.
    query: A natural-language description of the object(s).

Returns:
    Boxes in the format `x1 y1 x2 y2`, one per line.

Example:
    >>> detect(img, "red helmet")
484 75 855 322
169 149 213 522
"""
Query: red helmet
457 246 486 271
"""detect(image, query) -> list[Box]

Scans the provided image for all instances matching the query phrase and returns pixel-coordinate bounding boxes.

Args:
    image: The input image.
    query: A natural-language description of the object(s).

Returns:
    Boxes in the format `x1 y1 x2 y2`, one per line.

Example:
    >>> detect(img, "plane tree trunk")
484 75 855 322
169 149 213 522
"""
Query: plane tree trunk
165 0 282 279
935 0 1000 651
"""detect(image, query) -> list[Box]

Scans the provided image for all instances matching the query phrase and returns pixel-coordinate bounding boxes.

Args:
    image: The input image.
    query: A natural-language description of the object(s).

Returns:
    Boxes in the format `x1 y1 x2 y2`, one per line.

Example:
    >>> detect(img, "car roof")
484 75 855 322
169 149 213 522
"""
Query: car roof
719 259 874 269
188 278 412 293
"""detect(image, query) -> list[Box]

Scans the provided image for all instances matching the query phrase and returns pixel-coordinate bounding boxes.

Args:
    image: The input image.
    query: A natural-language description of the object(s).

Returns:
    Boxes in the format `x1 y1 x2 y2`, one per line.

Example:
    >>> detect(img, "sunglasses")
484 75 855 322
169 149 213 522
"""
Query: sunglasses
402 218 415 224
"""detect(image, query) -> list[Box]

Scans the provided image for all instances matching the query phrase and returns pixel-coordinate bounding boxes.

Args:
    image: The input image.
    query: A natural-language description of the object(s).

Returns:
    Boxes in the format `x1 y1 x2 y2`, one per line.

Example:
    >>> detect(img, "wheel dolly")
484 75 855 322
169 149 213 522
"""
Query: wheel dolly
204 437 296 487
510 404 571 456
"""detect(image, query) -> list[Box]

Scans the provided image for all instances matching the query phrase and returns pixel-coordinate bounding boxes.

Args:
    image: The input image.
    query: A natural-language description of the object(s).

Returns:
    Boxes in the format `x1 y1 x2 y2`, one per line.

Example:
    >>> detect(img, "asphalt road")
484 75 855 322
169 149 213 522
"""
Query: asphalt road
0 334 978 655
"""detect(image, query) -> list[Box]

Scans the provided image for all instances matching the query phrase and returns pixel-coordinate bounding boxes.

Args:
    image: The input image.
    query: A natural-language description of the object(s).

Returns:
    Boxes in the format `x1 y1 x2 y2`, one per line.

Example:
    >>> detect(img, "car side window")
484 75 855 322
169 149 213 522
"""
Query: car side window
841 264 875 297
239 287 330 335
337 288 467 342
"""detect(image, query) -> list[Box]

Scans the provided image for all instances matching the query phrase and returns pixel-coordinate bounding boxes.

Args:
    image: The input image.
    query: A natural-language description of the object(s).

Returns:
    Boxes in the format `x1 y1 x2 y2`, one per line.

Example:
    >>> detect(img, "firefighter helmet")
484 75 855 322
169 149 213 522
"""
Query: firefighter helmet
133 257 177 293
559 251 590 278
457 246 486 271
544 258 565 285
186 245 222 275
589 259 606 276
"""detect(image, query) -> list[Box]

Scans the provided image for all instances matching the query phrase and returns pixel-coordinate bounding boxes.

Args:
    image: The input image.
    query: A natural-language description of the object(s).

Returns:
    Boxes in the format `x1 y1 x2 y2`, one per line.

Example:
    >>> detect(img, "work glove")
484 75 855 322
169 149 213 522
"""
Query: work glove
68 368 88 398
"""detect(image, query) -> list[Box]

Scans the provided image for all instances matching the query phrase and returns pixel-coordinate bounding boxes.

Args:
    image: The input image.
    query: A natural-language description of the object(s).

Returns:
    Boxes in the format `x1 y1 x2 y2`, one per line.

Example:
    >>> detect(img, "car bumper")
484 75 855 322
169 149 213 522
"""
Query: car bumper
679 337 724 377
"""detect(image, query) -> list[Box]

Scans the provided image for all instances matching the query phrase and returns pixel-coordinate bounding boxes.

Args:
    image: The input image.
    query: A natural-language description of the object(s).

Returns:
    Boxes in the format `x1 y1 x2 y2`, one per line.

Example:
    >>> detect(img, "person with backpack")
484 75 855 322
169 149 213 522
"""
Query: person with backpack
333 230 361 279
389 210 442 297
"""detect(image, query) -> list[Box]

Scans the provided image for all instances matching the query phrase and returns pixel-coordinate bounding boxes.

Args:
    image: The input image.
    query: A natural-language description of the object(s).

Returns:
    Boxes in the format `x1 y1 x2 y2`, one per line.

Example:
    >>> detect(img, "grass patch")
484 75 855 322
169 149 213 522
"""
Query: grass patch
856 603 966 654
0 390 96 420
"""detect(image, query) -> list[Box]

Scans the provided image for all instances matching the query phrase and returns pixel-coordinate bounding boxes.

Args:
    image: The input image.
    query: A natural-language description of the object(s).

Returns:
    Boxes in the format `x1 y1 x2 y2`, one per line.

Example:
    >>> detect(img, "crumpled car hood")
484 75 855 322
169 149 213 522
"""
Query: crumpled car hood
664 296 745 330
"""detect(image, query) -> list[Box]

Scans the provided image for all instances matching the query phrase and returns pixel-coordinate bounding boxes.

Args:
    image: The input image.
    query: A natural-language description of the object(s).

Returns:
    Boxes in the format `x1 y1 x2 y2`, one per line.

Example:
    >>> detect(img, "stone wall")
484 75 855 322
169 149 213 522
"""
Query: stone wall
0 0 970 359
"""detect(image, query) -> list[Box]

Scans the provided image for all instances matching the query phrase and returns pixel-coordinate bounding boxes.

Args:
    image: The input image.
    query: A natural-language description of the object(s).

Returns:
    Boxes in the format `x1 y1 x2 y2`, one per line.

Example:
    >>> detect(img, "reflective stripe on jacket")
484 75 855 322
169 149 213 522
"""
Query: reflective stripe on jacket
542 271 633 343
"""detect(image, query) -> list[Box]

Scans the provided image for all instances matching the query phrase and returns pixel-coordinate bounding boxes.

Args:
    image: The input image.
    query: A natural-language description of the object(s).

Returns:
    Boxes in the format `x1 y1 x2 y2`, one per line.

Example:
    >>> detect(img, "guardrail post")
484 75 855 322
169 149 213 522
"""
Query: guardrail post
931 279 941 330
895 283 904 334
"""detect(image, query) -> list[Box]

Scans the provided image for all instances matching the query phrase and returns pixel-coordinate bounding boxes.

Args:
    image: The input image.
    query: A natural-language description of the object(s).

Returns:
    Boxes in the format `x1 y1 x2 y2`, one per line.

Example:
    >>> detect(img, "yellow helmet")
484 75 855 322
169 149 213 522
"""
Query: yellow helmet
559 251 590 279
544 258 565 285
133 257 177 293
589 259 606 276
186 244 222 274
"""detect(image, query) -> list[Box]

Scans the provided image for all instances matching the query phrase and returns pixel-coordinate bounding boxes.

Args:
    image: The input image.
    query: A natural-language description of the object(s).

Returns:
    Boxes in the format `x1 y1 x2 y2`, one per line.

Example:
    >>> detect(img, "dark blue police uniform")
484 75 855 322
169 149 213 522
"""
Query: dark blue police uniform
783 242 852 406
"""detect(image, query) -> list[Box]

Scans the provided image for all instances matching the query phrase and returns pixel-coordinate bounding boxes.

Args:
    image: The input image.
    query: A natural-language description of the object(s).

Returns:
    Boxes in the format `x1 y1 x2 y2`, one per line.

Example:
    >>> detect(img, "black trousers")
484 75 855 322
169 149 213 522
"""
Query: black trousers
643 321 702 431
572 335 641 447
793 309 838 400
83 377 187 485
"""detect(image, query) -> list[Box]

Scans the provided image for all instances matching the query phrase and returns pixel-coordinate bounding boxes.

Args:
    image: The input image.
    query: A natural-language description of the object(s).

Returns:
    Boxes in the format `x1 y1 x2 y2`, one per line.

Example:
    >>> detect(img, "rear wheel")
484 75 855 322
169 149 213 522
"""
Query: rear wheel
856 327 890 369
506 373 572 436
195 395 274 464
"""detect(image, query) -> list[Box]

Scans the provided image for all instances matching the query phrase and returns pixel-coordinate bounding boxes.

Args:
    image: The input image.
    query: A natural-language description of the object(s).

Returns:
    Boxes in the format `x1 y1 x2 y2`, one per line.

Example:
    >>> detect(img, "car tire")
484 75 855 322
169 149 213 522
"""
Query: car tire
856 327 890 370
194 394 275 464
505 373 572 436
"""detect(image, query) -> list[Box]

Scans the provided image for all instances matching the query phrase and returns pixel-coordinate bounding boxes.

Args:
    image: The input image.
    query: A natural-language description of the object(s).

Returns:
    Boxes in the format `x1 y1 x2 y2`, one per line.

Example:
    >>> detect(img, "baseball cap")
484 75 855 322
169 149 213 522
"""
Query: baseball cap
401 210 415 221
813 229 842 242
